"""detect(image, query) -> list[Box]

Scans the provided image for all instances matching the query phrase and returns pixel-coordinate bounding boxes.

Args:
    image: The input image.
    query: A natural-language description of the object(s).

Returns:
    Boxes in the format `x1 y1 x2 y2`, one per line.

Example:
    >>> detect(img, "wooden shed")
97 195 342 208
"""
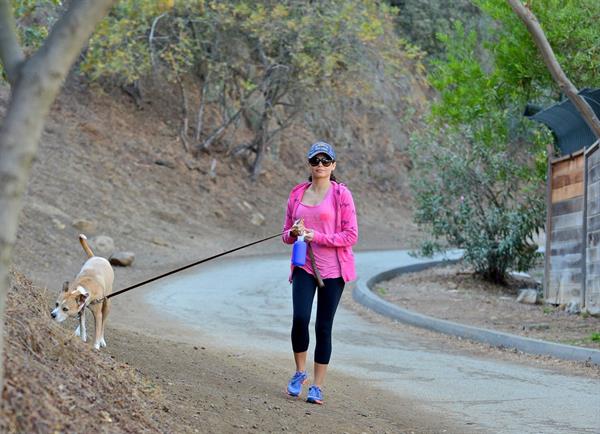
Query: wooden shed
584 142 600 314
533 89 600 314
545 143 600 313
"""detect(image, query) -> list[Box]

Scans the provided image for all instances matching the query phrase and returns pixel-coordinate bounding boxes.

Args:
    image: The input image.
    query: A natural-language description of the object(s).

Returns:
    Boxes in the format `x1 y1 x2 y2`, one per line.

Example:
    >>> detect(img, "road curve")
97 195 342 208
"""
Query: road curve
143 250 600 434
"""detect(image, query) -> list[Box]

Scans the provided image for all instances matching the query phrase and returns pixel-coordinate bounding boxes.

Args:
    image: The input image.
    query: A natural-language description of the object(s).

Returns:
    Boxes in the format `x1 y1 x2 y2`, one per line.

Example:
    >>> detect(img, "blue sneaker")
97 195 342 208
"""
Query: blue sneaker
287 371 308 396
306 384 323 404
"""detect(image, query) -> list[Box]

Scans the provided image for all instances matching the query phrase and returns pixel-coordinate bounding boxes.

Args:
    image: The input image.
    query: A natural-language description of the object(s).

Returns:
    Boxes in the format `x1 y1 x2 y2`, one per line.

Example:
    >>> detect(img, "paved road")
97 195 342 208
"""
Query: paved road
145 250 600 434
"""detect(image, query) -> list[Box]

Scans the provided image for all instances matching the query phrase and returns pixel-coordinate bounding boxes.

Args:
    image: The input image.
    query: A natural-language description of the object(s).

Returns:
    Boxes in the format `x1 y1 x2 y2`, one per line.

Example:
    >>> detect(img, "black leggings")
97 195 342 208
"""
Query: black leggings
291 268 345 364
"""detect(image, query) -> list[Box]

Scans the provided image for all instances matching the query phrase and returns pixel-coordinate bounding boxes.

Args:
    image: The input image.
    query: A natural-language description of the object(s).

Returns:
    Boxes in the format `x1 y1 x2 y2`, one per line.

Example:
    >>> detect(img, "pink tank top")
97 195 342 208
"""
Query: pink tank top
294 186 342 279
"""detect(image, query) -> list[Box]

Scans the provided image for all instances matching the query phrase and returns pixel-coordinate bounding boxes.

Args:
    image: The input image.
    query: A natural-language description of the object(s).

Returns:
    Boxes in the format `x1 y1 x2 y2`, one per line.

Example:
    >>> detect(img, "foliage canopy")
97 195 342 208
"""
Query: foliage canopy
79 0 418 177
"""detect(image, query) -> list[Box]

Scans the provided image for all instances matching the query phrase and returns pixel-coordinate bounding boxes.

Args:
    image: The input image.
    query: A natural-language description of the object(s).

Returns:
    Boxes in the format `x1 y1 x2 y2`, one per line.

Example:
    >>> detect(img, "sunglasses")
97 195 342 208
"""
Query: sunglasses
308 156 334 167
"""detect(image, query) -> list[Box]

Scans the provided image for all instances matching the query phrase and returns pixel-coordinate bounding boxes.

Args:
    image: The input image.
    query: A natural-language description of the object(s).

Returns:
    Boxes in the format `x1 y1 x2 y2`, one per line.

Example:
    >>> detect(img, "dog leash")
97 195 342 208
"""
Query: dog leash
308 244 325 288
106 231 287 300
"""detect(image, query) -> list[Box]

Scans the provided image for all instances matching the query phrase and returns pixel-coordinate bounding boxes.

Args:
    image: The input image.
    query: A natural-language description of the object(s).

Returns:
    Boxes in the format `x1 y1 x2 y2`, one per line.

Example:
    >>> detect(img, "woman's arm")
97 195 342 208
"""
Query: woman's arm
311 189 358 247
282 197 297 244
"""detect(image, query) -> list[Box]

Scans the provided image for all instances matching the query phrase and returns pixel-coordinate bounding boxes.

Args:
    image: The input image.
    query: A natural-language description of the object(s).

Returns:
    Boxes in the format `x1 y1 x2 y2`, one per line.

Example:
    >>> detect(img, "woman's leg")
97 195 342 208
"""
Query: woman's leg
291 268 317 371
293 351 308 373
313 362 328 387
313 277 345 386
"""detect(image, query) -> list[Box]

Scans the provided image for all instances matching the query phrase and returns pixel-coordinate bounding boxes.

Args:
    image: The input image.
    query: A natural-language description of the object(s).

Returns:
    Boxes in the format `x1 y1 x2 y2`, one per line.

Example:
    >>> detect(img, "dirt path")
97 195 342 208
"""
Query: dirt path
101 258 475 433
106 327 473 433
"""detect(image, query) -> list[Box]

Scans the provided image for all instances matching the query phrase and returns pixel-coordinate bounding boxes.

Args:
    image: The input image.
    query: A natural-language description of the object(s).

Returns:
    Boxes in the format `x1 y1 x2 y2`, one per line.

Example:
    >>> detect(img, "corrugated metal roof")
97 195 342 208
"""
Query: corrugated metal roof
529 88 600 155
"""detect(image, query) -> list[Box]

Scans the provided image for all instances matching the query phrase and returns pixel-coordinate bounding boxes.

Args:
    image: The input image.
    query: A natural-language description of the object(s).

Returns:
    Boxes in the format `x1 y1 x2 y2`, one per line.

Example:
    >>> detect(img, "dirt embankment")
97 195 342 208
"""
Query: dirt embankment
1 272 187 433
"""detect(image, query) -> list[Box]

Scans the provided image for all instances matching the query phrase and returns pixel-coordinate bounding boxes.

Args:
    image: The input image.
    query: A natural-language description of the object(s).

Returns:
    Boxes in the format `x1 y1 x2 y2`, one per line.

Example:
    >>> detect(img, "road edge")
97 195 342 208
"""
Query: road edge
353 260 600 365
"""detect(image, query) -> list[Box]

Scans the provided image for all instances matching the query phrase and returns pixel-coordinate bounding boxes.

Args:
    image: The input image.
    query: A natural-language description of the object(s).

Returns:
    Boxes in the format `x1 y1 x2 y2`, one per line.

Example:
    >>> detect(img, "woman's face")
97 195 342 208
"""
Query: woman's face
308 153 336 180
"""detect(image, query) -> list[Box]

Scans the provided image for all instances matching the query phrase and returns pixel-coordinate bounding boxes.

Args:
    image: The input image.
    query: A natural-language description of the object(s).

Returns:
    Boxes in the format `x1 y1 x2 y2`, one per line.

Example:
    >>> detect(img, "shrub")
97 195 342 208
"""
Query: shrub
410 128 545 284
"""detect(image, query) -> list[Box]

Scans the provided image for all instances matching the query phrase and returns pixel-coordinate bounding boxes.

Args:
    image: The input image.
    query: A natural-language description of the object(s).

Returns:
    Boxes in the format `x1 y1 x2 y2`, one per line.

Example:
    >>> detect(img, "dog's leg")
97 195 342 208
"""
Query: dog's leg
99 299 110 348
90 305 103 350
75 309 87 342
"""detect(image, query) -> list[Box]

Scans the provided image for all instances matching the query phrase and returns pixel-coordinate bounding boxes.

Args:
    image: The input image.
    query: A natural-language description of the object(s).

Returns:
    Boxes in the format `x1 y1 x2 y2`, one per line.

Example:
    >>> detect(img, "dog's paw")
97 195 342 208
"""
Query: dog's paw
93 342 101 350
99 338 107 348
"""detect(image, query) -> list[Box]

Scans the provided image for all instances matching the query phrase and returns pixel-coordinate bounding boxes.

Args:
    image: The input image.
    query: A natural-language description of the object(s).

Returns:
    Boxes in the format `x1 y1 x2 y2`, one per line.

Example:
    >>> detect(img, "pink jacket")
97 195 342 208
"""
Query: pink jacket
282 181 358 282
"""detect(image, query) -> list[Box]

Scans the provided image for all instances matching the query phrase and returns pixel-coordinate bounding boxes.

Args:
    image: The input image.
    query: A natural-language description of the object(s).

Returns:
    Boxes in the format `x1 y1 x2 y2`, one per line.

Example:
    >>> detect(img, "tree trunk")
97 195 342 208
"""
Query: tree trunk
251 100 271 181
0 0 117 392
0 0 24 85
507 0 600 139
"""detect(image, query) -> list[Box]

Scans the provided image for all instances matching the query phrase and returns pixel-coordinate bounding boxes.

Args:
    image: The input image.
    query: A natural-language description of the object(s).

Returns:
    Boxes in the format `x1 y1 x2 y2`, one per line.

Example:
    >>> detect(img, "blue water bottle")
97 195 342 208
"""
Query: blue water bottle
291 235 307 266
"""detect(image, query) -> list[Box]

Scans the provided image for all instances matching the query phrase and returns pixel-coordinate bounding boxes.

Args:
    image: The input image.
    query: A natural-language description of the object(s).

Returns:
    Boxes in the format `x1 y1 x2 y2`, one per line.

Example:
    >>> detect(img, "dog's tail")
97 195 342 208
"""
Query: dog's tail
79 234 95 258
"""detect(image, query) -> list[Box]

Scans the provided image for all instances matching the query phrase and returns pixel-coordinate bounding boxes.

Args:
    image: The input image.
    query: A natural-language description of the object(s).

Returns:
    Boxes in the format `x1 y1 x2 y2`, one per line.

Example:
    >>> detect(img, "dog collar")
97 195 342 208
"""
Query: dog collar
77 297 105 318
88 297 106 306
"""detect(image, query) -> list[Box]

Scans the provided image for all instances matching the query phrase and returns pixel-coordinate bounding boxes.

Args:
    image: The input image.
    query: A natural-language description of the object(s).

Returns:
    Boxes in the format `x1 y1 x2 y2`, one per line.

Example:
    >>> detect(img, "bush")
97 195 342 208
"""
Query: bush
410 128 545 284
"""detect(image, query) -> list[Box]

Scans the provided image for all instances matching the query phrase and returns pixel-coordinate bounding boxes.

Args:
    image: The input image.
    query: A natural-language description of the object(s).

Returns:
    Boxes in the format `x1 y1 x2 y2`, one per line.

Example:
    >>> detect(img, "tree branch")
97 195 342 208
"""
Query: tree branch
176 73 190 153
149 12 167 73
200 107 242 150
199 87 259 151
507 0 600 140
195 73 210 142
0 0 25 85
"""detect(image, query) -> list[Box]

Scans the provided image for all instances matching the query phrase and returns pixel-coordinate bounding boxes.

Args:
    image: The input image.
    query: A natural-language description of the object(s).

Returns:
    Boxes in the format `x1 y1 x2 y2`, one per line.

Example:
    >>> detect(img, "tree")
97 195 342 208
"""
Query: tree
0 0 117 391
506 0 600 139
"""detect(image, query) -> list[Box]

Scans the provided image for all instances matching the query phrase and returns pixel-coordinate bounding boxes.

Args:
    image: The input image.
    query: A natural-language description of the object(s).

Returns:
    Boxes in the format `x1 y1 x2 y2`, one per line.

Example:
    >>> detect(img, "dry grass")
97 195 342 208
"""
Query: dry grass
0 270 187 433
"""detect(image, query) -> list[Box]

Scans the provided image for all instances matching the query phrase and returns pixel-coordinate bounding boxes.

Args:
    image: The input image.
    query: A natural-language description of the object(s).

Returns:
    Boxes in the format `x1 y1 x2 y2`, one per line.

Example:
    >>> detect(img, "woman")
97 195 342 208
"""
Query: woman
281 141 358 404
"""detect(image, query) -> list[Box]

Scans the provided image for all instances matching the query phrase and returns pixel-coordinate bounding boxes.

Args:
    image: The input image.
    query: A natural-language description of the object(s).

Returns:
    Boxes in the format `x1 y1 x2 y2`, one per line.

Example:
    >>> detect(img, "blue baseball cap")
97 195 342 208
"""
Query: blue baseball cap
307 141 336 160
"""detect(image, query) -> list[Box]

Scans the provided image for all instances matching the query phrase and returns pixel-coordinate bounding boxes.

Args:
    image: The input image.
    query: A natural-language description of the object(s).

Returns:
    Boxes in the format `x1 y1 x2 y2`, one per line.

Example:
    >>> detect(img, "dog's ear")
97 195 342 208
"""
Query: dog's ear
62 281 69 292
74 286 89 307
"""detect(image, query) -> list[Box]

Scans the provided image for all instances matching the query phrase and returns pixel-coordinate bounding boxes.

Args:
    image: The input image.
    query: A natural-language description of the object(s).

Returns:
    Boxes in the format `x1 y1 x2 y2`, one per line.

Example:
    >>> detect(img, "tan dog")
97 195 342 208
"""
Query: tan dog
51 234 114 350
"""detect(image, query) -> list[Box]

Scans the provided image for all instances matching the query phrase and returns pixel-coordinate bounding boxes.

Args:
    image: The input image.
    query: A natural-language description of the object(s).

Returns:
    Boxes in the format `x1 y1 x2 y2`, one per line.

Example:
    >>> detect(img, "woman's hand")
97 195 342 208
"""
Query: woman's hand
290 219 305 237
303 229 315 242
